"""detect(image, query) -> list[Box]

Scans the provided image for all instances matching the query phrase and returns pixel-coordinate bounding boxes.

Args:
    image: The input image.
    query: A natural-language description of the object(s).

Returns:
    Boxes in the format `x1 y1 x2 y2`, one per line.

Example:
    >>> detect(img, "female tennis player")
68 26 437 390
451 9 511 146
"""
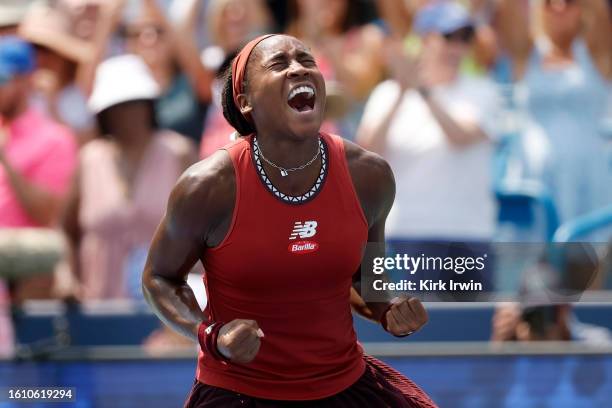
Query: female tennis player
142 34 435 407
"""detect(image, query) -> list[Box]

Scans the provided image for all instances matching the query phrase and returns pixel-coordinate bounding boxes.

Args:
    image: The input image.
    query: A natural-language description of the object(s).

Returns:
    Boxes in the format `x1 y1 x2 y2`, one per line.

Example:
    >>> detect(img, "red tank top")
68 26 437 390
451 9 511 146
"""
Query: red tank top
196 132 369 400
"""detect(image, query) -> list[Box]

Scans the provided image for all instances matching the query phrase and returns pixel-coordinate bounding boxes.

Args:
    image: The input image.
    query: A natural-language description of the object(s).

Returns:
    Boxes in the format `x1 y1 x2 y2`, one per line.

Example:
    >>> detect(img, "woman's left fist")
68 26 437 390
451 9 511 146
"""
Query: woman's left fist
384 297 428 336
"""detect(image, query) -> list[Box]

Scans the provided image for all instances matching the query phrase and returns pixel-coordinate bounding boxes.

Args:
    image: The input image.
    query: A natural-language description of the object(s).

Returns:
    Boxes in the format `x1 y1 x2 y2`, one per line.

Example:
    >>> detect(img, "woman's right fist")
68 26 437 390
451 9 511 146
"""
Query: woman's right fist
216 319 264 363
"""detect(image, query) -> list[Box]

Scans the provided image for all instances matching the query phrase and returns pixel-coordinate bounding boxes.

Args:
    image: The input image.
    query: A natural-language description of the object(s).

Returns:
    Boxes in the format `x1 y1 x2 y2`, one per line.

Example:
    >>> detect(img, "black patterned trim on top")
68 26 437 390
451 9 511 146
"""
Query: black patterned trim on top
252 136 328 205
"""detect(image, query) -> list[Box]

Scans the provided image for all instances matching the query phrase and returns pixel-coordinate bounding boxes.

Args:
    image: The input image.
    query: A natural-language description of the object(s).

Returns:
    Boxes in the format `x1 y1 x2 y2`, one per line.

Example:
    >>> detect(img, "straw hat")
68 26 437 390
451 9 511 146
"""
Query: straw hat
0 0 36 28
18 2 94 63
88 54 161 114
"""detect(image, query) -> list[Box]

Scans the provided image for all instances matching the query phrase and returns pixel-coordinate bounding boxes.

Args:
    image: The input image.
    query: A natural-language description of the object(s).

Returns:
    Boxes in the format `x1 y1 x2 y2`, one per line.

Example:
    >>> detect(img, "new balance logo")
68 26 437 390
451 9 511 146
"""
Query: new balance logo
289 220 318 240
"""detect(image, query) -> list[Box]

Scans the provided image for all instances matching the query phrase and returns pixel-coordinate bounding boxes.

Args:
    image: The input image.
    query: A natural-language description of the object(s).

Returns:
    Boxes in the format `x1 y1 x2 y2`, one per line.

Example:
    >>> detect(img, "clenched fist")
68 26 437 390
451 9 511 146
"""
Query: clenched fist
384 297 428 337
217 319 264 363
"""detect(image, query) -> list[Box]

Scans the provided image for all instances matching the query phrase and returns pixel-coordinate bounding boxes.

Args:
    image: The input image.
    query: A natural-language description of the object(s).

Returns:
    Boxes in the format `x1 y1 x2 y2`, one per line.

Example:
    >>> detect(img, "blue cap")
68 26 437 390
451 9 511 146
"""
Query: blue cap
0 36 35 85
414 1 474 36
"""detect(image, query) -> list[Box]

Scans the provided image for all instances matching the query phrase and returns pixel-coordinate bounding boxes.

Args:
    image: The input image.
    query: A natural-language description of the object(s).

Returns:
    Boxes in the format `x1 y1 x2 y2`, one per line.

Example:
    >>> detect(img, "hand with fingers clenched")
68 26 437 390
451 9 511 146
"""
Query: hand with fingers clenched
216 319 265 363
383 297 428 337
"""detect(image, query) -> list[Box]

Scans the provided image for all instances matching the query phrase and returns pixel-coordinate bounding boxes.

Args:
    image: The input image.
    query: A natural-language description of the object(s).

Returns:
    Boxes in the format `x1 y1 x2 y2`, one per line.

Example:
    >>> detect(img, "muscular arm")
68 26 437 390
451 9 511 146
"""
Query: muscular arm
345 141 428 335
142 151 234 341
344 141 396 322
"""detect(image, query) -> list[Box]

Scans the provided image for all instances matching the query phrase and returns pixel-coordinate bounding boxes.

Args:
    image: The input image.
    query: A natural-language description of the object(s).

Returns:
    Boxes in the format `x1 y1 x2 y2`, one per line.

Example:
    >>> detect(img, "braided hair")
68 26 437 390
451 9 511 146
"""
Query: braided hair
220 53 256 136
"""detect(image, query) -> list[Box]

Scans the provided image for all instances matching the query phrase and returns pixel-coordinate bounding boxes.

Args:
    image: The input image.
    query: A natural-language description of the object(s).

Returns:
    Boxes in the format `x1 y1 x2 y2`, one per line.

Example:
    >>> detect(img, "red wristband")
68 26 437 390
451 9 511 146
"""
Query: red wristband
197 321 230 363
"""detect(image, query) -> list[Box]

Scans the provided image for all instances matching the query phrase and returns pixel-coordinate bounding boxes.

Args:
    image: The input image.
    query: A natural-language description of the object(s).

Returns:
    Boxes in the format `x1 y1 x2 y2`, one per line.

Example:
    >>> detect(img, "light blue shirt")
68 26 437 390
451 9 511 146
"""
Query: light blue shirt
520 39 612 223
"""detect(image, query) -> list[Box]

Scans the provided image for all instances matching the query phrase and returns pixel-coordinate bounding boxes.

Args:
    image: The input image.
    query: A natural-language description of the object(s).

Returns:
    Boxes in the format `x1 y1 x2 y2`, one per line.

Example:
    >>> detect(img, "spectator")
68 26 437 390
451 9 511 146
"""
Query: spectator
376 0 498 74
120 0 214 143
286 0 385 139
492 303 612 344
62 54 196 301
0 37 78 355
201 0 272 71
199 53 238 159
494 0 612 222
18 2 98 145
0 38 77 228
493 245 610 344
198 0 273 157
0 37 77 246
287 0 384 102
357 1 500 242
197 1 338 159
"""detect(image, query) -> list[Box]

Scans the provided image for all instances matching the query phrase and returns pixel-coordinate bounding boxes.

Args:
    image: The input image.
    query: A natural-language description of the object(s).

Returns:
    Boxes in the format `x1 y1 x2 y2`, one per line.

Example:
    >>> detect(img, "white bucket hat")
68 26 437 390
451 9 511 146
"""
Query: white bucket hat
88 54 160 114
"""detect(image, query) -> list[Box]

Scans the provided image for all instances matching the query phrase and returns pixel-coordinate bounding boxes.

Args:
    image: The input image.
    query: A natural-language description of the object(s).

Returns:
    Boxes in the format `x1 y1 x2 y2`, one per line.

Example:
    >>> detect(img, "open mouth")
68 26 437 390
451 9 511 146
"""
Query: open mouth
287 85 315 113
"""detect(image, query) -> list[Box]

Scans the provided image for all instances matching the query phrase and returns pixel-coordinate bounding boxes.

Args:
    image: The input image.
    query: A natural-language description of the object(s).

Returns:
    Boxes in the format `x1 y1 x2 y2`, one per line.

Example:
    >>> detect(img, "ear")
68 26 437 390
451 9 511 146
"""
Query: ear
236 94 253 117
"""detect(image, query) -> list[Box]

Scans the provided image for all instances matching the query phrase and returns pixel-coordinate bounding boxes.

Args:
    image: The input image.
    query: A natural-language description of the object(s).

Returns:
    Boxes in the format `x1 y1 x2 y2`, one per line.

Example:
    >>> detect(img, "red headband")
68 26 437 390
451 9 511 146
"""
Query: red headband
231 34 277 109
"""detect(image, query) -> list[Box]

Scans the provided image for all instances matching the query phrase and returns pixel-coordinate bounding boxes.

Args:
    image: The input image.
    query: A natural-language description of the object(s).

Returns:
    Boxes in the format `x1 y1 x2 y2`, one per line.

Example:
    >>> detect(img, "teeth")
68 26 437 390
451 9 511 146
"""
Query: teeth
288 85 315 101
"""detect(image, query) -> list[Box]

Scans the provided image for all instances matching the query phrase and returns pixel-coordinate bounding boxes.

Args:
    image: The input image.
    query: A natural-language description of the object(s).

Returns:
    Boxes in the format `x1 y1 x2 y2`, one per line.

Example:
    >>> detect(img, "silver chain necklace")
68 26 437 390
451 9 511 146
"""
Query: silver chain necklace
254 137 321 177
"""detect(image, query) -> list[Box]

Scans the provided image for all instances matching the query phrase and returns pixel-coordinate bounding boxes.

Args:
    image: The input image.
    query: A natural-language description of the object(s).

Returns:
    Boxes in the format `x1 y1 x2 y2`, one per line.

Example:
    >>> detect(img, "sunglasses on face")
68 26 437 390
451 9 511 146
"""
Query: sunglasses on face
442 26 475 44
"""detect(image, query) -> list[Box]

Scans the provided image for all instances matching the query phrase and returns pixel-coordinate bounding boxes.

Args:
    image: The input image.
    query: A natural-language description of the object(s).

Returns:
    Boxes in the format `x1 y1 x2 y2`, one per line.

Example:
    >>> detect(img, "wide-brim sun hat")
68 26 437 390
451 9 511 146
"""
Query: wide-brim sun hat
18 2 94 63
88 54 161 115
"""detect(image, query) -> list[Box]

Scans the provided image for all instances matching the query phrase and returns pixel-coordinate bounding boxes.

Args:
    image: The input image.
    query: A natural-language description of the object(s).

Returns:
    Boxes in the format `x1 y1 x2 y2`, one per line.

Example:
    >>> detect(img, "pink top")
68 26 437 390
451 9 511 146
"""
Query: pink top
0 107 76 357
199 105 235 159
78 131 191 299
0 108 77 227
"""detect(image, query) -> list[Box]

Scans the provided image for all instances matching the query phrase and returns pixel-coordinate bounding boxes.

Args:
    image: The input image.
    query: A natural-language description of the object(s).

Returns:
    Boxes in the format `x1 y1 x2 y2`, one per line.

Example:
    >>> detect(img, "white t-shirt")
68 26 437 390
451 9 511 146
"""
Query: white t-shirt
361 76 501 240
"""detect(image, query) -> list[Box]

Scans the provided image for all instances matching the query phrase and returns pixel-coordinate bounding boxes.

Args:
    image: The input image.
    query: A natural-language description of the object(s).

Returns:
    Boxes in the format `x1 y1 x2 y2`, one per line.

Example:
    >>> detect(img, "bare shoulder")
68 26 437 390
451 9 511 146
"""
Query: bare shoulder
166 149 235 243
343 138 395 194
342 139 395 226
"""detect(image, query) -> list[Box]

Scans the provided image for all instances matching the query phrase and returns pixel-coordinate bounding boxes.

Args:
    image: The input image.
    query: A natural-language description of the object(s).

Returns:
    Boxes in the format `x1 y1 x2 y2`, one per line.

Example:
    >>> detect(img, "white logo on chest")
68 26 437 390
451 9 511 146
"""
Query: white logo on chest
289 220 318 240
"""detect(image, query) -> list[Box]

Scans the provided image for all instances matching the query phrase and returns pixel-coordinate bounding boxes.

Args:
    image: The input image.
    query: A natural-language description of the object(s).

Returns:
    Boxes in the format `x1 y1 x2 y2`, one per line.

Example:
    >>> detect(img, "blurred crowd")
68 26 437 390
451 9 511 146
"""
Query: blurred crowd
0 0 611 356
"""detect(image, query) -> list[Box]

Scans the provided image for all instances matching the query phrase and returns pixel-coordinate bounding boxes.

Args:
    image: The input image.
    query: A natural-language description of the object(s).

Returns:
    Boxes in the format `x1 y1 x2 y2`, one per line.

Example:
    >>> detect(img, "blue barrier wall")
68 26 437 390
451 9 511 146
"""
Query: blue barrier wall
14 305 612 345
1 355 611 407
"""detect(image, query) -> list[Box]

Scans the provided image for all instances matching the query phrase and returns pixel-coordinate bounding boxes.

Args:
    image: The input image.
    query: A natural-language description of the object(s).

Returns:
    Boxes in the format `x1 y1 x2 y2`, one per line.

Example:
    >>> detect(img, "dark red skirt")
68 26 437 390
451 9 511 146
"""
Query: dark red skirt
184 354 437 407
